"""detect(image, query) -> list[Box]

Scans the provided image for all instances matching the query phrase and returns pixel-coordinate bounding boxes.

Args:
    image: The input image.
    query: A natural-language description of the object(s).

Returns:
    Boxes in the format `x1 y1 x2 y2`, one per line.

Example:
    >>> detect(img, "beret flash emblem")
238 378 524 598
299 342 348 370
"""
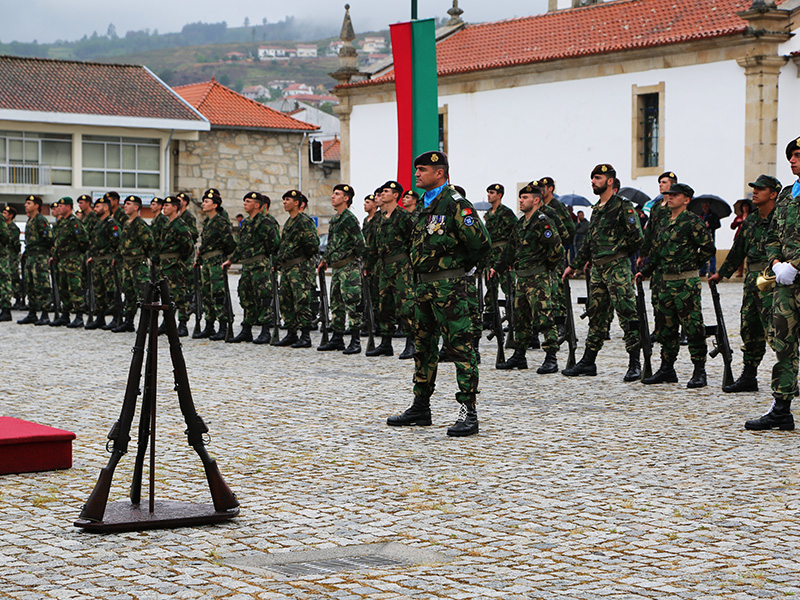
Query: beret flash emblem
431 153 439 163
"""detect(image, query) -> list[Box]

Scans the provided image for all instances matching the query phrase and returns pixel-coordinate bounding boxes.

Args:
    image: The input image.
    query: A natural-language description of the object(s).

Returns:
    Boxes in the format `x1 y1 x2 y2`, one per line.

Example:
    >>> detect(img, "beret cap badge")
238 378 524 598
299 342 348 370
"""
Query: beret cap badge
431 153 439 163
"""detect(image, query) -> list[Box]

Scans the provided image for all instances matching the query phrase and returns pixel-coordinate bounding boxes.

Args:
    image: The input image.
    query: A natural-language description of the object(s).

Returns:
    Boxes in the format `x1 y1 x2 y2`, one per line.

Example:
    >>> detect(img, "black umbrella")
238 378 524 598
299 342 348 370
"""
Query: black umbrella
559 194 592 207
688 194 732 219
618 187 651 207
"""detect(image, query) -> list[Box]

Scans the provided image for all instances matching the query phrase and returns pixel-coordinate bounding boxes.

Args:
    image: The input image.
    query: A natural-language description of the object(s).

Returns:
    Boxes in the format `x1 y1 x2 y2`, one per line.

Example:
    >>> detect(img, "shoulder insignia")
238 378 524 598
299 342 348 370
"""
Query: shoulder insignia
538 213 546 220
461 208 473 217
544 229 553 238
463 216 475 227
628 216 636 223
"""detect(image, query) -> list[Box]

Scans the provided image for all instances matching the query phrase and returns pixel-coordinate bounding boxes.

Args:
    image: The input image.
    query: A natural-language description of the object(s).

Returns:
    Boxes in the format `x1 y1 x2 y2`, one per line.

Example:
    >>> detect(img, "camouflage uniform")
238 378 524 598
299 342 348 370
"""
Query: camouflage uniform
410 186 491 404
0 218 10 309
80 210 99 234
53 213 89 314
277 213 319 331
119 216 153 318
150 213 168 247
198 213 236 324
570 194 643 353
640 199 671 321
483 203 517 314
543 197 576 318
641 210 715 364
6 219 21 302
113 206 128 227
372 207 414 335
23 213 53 311
181 209 199 313
90 215 121 316
156 216 194 320
230 212 279 327
362 213 381 325
324 207 365 334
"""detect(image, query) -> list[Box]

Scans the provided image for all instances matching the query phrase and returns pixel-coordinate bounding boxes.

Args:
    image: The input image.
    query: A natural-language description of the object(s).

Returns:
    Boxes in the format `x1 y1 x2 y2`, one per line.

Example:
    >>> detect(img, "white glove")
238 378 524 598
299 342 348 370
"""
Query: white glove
773 262 798 285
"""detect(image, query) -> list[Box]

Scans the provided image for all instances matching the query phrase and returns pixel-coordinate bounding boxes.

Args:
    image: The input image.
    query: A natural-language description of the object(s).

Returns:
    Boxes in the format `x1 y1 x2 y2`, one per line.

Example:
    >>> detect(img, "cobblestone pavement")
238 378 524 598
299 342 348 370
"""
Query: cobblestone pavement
1 279 799 600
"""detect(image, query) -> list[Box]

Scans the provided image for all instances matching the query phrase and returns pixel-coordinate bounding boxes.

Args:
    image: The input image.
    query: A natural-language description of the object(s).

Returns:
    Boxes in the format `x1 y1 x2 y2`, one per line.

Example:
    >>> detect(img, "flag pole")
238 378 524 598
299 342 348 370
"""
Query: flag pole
412 0 418 20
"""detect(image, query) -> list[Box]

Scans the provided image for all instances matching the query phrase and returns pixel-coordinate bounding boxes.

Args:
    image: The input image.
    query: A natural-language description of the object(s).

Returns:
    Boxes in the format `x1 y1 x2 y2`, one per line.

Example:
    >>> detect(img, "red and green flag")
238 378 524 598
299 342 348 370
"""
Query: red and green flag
390 18 439 196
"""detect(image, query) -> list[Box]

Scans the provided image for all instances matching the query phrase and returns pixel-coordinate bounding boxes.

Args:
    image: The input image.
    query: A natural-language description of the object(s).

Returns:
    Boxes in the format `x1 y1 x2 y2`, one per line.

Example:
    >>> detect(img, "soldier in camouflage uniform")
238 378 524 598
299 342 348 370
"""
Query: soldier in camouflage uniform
77 194 98 233
0 207 11 321
636 183 715 387
224 192 280 344
149 197 168 247
366 181 415 358
491 183 564 373
387 151 491 437
155 196 194 334
17 196 53 325
49 197 89 328
85 196 121 330
177 191 200 323
3 206 22 310
260 195 282 334
482 183 517 328
318 184 365 354
112 195 154 333
540 177 576 333
562 164 643 380
710 174 779 393
402 190 420 218
104 191 127 228
746 136 800 431
274 190 319 348
362 194 380 335
194 189 236 341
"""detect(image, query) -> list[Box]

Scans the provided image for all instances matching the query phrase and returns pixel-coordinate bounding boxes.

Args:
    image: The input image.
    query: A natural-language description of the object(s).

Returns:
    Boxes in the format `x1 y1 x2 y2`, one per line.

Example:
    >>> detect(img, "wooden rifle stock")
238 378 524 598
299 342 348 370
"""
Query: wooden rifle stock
635 278 653 381
49 261 61 314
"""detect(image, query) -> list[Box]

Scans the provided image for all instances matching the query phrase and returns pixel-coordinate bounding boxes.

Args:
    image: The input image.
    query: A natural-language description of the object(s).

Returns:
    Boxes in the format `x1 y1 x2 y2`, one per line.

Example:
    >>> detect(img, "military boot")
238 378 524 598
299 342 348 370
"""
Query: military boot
398 336 415 359
342 329 361 355
0 308 12 322
66 313 84 329
366 335 393 356
291 329 312 348
85 315 105 330
723 363 758 393
386 395 431 426
209 321 228 341
447 399 478 437
686 361 707 389
12 298 25 310
18 310 38 324
177 320 189 337
102 316 119 331
50 312 70 327
34 311 51 326
252 325 272 344
497 347 528 370
642 360 678 384
318 331 345 351
561 348 597 376
193 320 215 339
537 351 558 374
745 397 795 431
623 350 642 382
228 323 253 343
112 316 135 333
529 332 540 350
274 330 299 346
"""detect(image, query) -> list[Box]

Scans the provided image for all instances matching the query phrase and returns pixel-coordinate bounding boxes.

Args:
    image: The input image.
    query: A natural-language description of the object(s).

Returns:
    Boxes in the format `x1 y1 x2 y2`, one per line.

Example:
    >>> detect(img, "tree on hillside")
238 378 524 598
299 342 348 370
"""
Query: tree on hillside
107 24 117 39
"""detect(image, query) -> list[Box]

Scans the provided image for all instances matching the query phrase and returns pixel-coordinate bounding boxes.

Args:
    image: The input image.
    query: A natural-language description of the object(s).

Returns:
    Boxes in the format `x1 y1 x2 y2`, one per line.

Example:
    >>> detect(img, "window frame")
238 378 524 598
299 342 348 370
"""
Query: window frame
631 82 665 179
82 135 161 190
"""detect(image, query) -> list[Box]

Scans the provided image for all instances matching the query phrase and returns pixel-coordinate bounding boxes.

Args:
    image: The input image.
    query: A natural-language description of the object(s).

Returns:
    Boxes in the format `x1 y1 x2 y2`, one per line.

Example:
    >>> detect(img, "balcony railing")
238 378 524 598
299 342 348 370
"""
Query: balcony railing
0 163 52 186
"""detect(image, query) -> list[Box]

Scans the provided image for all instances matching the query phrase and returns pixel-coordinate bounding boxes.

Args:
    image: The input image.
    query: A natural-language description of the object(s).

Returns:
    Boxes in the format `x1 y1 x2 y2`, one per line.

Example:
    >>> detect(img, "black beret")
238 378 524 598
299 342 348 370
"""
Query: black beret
591 164 616 178
786 136 800 160
95 196 111 206
3 205 17 217
519 183 543 197
283 189 308 205
413 151 448 168
380 181 403 196
658 171 678 181
77 194 94 204
403 190 419 200
538 177 555 188
203 188 222 205
124 195 142 206
486 183 504 194
334 183 355 198
150 197 163 206
244 191 264 203
104 191 120 201
163 195 181 206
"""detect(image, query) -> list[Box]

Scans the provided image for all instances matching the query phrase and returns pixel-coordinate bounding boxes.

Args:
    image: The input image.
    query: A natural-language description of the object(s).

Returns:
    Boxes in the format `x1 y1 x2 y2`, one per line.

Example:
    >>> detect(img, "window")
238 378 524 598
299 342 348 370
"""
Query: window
438 105 448 154
0 131 72 185
631 83 665 178
82 135 160 189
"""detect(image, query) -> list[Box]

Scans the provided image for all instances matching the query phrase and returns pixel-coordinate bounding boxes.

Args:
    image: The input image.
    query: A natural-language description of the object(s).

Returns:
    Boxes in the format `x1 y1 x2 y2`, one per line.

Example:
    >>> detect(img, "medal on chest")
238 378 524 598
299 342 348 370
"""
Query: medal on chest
427 215 445 236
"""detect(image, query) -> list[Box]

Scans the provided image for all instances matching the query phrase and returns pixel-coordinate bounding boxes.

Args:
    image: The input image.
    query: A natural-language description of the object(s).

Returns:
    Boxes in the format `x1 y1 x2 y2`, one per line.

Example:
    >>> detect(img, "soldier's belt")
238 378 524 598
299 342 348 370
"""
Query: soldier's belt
59 251 82 260
330 255 356 269
747 260 768 273
281 257 305 269
384 252 409 264
123 254 147 263
94 254 113 261
594 251 628 266
200 249 223 260
418 268 467 283
240 254 267 266
159 252 181 260
515 264 548 278
491 240 508 249
662 270 700 281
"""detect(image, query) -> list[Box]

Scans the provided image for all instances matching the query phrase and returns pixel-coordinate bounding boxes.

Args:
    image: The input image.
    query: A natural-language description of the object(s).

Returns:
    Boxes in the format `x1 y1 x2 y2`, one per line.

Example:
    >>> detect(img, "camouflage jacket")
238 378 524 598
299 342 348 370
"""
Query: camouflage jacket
411 185 491 274
80 210 99 234
150 214 168 246
25 213 53 256
373 206 412 262
572 194 642 268
718 206 774 279
230 212 279 263
53 214 89 257
640 200 670 258
7 220 21 255
157 216 194 261
362 213 380 272
113 206 128 227
641 209 715 277
277 213 319 265
119 216 153 258
485 204 517 244
495 210 564 274
766 184 800 268
545 197 576 242
181 210 199 244
198 213 235 260
324 208 364 266
0 218 8 257
90 216 121 257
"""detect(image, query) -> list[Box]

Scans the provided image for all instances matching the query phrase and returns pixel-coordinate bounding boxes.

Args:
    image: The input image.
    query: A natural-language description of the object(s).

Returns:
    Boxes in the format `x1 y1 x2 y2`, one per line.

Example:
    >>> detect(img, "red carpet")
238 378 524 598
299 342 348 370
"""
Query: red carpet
0 417 76 475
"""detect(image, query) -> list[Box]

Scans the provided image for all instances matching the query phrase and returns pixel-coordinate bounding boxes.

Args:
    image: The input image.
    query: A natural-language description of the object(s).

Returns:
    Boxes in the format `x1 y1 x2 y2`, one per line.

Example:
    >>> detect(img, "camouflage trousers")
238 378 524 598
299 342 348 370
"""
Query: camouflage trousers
24 253 51 311
770 281 800 399
280 260 315 331
330 261 362 334
238 260 272 327
93 258 115 315
515 271 558 353
654 278 707 364
549 264 566 320
7 254 21 300
586 257 638 353
56 255 85 314
484 270 513 315
0 252 11 308
121 257 150 319
740 271 775 367
160 258 190 321
413 277 478 404
465 273 481 339
377 258 414 335
200 261 228 323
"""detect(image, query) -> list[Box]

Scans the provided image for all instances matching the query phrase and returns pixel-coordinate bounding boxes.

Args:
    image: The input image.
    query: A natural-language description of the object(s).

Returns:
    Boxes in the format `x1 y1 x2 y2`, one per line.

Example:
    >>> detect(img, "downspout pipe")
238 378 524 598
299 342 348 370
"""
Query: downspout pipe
164 129 175 197
298 132 308 190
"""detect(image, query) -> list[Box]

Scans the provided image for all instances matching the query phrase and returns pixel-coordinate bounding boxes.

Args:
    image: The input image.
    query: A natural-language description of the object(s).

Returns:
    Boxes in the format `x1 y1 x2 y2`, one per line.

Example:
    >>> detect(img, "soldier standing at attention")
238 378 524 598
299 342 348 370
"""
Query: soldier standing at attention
113 195 153 333
746 136 800 430
387 151 491 437
482 183 516 328
709 175 780 392
85 195 121 330
176 191 199 324
77 194 98 232
104 191 126 227
274 190 319 348
3 206 21 312
156 196 194 335
318 184 365 354
259 194 282 339
362 193 380 332
562 164 643 380
49 197 89 328
224 192 279 344
17 195 53 325
636 183 714 387
539 177 576 324
0 205 11 322
195 189 236 341
149 197 167 247
402 190 420 218
491 183 564 373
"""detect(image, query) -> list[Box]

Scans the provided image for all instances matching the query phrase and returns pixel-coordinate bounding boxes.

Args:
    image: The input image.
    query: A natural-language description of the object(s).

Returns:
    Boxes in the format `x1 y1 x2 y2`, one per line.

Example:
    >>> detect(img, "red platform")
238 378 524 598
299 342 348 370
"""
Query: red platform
0 417 76 475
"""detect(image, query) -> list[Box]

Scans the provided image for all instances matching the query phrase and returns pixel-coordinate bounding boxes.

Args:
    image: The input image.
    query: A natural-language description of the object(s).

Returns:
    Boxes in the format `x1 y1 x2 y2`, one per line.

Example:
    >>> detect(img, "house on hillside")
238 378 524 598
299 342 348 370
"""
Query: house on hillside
283 83 315 97
359 37 387 53
258 46 288 60
266 99 341 139
333 0 800 252
242 85 270 100
296 44 318 58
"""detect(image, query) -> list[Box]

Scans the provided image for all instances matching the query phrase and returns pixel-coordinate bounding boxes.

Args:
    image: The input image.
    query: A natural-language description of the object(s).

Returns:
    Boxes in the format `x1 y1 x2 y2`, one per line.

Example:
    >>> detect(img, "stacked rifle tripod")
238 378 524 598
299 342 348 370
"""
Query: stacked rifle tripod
74 279 240 532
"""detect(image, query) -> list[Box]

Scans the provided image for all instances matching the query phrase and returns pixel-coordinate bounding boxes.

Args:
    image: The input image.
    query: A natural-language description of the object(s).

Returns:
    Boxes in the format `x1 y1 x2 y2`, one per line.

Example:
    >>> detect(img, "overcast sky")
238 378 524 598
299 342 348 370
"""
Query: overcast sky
1 0 550 44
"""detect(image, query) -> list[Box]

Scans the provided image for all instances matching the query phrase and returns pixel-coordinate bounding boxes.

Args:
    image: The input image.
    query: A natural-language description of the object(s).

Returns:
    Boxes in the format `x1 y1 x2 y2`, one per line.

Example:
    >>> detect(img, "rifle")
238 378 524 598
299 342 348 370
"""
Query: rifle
20 254 27 306
192 263 203 337
49 261 61 315
558 276 578 370
504 272 515 350
112 261 124 324
318 268 330 346
477 270 485 322
221 265 234 342
361 272 376 353
708 280 734 389
486 275 506 368
156 279 239 513
86 261 97 323
635 278 653 381
578 265 591 319
269 257 281 345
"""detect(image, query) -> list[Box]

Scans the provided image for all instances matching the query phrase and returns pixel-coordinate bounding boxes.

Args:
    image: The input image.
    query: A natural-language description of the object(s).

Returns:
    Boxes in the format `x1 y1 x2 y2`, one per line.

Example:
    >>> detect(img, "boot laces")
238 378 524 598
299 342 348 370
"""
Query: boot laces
456 404 468 422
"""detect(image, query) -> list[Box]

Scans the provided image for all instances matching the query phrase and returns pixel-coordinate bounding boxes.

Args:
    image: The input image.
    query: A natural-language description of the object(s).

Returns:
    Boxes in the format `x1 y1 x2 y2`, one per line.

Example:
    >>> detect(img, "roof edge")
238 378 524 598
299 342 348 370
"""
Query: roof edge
143 66 210 126
0 108 210 131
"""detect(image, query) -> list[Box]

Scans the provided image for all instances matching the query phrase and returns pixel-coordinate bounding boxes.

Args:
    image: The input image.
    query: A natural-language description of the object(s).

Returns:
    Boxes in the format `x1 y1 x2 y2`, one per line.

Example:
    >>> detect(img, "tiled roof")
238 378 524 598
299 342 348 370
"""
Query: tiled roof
338 0 786 88
0 55 204 122
174 80 318 131
323 138 340 162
